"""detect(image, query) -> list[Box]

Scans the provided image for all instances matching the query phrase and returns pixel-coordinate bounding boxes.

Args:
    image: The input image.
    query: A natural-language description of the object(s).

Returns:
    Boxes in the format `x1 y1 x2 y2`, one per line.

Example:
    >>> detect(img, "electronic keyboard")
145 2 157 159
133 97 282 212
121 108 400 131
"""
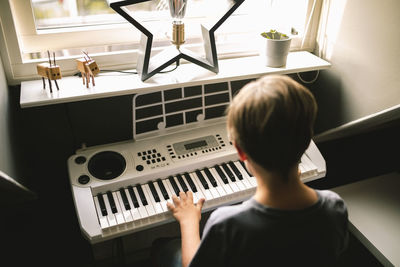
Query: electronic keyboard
67 119 326 244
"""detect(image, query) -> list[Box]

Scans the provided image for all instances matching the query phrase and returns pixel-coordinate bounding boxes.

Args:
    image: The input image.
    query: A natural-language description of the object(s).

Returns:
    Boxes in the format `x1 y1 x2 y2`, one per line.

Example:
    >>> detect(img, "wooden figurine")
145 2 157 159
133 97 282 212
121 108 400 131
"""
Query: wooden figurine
36 51 61 93
76 51 100 88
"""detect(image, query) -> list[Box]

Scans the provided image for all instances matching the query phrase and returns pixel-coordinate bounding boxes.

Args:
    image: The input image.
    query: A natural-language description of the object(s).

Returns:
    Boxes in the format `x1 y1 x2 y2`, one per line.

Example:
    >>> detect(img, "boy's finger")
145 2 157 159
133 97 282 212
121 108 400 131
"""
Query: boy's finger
166 201 174 211
187 191 193 202
196 198 205 211
179 191 186 201
172 195 180 206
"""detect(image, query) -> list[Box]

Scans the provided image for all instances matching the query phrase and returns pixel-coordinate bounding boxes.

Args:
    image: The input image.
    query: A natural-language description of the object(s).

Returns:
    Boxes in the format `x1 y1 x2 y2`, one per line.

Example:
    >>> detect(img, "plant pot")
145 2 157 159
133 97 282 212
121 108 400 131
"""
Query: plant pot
262 37 292 67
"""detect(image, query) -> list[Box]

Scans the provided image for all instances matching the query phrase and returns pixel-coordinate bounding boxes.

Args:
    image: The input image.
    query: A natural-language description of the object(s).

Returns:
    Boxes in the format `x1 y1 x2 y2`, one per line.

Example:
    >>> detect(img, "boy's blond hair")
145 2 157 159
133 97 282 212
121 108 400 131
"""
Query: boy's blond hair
227 75 317 178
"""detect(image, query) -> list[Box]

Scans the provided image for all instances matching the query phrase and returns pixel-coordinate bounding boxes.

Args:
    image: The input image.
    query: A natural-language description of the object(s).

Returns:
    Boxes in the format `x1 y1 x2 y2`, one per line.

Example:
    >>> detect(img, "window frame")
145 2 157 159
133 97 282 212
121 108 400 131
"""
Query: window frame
1 0 322 85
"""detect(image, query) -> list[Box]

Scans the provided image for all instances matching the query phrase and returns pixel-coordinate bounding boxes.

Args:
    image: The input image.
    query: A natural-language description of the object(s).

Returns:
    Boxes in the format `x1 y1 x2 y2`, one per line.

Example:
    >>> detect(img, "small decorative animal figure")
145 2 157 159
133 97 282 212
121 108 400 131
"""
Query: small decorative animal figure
76 51 100 88
36 51 61 93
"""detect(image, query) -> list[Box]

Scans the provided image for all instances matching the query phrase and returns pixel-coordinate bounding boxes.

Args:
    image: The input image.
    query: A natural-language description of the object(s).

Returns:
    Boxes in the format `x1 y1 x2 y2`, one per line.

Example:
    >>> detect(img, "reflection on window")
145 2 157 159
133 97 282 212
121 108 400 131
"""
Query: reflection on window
28 0 309 60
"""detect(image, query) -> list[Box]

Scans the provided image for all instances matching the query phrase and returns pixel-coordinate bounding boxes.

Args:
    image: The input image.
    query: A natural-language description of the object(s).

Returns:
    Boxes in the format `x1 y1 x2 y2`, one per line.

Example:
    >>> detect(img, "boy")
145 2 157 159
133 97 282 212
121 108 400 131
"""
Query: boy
161 75 348 267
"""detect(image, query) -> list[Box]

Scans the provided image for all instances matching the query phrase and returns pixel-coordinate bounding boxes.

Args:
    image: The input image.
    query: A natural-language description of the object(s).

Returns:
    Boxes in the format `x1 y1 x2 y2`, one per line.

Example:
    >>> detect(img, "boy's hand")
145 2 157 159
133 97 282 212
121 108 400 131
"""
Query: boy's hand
167 191 205 226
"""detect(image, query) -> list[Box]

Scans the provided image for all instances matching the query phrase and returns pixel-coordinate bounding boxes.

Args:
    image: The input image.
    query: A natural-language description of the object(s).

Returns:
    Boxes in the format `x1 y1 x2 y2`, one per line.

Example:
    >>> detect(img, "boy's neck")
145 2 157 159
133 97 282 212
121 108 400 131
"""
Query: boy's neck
249 162 318 210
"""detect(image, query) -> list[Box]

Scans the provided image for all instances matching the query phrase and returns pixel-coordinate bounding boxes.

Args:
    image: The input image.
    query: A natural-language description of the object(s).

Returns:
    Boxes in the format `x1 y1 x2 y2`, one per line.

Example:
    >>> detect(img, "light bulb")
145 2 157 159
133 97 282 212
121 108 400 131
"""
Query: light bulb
168 0 187 49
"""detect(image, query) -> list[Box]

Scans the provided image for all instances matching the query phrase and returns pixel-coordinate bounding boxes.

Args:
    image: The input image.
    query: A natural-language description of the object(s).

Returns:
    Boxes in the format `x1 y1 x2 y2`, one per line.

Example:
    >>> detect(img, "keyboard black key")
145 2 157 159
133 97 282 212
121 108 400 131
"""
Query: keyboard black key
176 174 189 192
97 193 107 216
240 161 252 177
214 165 229 184
228 161 243 180
136 184 148 206
119 188 131 210
203 168 218 187
184 173 197 192
148 182 160 202
106 191 118 213
222 163 236 182
168 176 181 195
195 170 209 189
157 179 170 200
127 186 139 208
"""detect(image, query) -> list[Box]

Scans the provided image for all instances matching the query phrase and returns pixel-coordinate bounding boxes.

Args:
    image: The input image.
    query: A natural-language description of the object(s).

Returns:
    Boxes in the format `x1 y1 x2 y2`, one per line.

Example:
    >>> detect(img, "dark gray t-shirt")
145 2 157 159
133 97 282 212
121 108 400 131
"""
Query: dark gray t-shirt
189 190 348 267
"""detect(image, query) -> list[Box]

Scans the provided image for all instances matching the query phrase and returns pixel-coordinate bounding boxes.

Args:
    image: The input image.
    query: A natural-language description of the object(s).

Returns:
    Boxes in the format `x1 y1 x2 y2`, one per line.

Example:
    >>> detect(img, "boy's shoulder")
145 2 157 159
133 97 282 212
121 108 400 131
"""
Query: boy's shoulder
206 199 254 228
208 190 347 224
316 189 346 208
315 189 348 218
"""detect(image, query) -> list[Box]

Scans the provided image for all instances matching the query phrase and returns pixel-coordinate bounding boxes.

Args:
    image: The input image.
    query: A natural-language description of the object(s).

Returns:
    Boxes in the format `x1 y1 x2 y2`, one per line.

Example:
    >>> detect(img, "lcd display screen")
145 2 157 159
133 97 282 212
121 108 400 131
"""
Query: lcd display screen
184 140 207 150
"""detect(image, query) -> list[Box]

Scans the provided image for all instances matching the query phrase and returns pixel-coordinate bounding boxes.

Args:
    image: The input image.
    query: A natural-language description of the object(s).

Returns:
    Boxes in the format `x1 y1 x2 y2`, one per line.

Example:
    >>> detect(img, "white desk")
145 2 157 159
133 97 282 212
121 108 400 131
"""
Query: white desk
333 172 400 267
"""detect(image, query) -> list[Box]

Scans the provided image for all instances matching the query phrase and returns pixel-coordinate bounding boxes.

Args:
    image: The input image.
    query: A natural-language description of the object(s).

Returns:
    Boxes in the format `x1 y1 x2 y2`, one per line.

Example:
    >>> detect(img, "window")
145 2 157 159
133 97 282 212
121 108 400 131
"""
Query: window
0 0 322 84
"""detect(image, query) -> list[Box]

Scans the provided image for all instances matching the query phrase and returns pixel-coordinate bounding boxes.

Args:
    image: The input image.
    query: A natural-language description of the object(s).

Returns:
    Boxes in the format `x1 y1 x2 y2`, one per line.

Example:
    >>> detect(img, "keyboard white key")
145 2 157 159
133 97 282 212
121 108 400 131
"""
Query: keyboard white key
181 174 199 203
235 161 257 187
189 172 207 201
200 169 220 199
124 188 141 221
153 181 169 212
192 171 213 201
144 183 163 215
141 184 156 216
111 192 125 225
133 187 149 219
115 191 133 223
103 193 117 227
210 167 233 195
93 196 110 229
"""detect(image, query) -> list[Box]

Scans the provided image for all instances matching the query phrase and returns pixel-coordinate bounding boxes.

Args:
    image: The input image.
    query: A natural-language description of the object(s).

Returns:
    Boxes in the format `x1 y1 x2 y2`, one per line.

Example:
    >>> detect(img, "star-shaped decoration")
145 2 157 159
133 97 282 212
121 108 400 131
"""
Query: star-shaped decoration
108 0 245 81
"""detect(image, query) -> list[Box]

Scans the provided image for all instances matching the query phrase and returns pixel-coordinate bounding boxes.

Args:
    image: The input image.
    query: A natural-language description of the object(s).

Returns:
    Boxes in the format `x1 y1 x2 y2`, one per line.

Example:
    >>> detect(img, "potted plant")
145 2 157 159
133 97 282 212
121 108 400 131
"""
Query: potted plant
260 29 292 67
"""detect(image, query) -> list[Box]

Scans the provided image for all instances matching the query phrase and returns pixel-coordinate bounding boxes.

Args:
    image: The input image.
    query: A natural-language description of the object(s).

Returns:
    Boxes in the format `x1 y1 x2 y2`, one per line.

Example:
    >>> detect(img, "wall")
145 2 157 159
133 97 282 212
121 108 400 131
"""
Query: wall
0 51 18 179
311 0 400 140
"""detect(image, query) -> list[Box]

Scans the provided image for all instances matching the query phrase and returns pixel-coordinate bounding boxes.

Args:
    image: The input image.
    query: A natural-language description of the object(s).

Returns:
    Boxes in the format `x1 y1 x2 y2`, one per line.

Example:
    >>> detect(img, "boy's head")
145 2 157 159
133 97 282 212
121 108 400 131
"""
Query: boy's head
226 75 317 177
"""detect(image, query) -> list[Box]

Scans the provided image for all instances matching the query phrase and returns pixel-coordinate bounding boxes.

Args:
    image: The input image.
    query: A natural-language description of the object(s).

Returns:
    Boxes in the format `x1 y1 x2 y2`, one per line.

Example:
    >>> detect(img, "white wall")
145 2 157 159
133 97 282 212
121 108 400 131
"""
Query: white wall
314 0 400 141
0 51 16 177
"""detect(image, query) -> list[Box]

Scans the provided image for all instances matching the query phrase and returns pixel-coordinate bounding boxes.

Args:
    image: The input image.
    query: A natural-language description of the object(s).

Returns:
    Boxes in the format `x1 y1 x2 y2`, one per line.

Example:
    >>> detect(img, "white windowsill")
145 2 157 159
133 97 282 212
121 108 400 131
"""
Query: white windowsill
20 51 330 108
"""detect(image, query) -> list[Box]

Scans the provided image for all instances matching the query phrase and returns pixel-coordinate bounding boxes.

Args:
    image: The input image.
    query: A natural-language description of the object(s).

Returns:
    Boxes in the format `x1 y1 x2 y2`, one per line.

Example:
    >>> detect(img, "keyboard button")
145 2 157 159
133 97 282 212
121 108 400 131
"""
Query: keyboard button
102 193 117 227
97 193 108 216
153 181 169 212
93 196 110 229
228 161 243 180
116 191 133 223
176 174 189 192
136 184 148 206
184 172 197 192
141 184 156 216
111 191 126 225
193 171 213 200
203 168 218 187
181 173 199 203
210 167 233 195
207 167 228 196
132 186 149 219
239 161 252 177
143 184 162 215
106 191 118 214
127 186 139 208
234 161 257 187
124 188 141 220
168 176 181 195
214 165 229 184
201 169 221 198
148 182 160 202
119 188 131 210
189 172 207 201
157 179 170 200
162 179 174 200
195 170 209 189
222 163 236 182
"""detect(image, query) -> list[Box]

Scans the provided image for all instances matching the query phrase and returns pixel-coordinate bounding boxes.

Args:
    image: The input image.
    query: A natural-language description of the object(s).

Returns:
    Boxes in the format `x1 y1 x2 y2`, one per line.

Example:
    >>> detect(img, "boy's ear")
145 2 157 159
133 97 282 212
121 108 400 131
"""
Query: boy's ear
234 143 247 162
